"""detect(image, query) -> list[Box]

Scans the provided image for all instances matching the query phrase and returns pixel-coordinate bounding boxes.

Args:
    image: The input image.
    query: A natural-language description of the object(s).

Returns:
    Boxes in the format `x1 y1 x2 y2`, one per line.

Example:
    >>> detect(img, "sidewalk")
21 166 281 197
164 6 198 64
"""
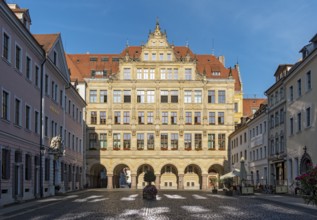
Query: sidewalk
254 193 316 210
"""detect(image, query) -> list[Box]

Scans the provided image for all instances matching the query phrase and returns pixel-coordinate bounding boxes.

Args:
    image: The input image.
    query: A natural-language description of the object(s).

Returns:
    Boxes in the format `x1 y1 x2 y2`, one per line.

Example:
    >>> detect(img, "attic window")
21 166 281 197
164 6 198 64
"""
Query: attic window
95 70 107 76
101 57 108 62
90 57 98 62
208 59 210 62
177 51 180 54
112 58 119 62
212 71 220 76
76 59 80 63
135 51 138 53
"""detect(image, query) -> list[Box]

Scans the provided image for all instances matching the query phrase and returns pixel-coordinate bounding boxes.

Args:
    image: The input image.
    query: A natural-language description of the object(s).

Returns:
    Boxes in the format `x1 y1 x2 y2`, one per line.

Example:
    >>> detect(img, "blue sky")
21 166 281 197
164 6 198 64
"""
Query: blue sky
9 0 317 97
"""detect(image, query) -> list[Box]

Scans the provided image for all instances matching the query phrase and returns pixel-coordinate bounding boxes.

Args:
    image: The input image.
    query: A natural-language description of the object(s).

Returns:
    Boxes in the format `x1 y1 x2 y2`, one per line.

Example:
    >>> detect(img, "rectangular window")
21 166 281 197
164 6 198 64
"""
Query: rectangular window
89 133 97 149
298 113 301 132
44 116 48 136
161 133 168 149
147 133 155 150
184 133 192 150
290 86 293 101
143 69 149 79
15 45 22 71
162 112 168 124
26 56 31 80
218 90 226 103
15 98 21 126
152 53 156 60
171 112 177 125
90 111 97 124
137 68 142 79
25 105 31 130
171 133 178 149
194 134 202 149
218 112 224 125
34 111 39 134
60 90 63 107
100 133 107 149
218 133 226 150
290 118 294 135
3 32 10 61
137 133 144 150
171 90 178 103
137 90 145 103
100 90 107 103
144 53 149 60
185 112 192 124
2 149 11 179
113 90 121 103
89 90 97 103
123 111 130 124
34 65 39 87
45 75 49 95
160 90 168 103
45 158 50 181
2 90 9 120
123 133 131 149
167 68 173 79
174 68 179 79
138 111 144 124
184 90 192 103
147 112 154 124
25 154 32 180
159 53 164 61
147 90 155 103
150 69 155 79
306 71 312 91
160 69 166 79
208 134 215 150
234 103 238 113
194 112 201 124
113 133 121 149
306 107 311 127
209 112 215 125
100 111 106 124
123 90 131 103
167 53 172 61
297 79 302 97
185 68 192 80
123 68 131 80
194 90 202 103
114 111 121 124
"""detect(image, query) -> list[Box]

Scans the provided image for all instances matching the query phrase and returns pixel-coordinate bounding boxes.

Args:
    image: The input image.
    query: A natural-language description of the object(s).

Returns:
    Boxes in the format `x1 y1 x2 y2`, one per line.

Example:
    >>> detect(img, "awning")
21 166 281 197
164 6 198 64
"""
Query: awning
220 169 240 180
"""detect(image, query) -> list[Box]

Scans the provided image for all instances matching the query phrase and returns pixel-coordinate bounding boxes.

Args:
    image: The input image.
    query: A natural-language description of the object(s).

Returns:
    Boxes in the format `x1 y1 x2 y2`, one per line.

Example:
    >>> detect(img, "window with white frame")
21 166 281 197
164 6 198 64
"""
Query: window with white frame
147 90 155 103
113 133 121 149
137 133 144 149
194 134 202 149
123 68 131 80
218 112 224 125
174 68 179 79
143 69 149 79
171 133 178 149
137 90 145 103
208 90 215 103
185 112 192 124
218 133 226 150
171 112 177 125
100 111 106 124
160 90 168 103
159 53 164 61
209 112 215 125
184 133 192 149
218 90 226 103
144 53 149 61
184 90 192 103
100 90 107 103
171 90 178 103
123 90 131 103
137 68 142 79
194 90 202 103
161 133 168 149
185 68 192 80
152 53 156 60
150 68 155 79
138 111 144 124
194 112 201 124
100 133 107 149
208 134 215 150
123 133 131 149
147 112 154 124
167 68 173 79
160 69 166 79
113 90 121 103
147 133 154 149
89 90 97 103
114 111 121 124
123 111 130 124
161 112 168 124
167 53 172 61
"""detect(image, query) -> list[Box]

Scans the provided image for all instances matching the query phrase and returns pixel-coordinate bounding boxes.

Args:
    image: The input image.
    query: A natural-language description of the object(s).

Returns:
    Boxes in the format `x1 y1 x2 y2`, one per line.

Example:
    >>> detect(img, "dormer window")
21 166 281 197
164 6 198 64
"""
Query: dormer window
112 58 119 62
90 57 97 62
212 71 220 76
101 57 108 62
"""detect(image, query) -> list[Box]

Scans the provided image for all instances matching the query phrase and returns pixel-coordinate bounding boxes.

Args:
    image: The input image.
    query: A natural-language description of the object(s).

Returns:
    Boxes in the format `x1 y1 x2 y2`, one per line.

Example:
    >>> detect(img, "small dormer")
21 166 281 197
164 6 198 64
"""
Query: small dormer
8 4 31 31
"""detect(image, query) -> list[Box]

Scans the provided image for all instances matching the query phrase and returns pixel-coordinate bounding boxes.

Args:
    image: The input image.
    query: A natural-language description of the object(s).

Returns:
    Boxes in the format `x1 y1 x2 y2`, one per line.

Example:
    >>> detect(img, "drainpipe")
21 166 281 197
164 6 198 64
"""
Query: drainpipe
40 58 47 198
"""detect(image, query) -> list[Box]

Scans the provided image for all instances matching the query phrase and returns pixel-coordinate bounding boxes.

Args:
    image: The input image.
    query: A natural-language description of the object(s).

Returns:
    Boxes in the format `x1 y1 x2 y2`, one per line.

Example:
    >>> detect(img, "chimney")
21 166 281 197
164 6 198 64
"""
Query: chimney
218 55 225 66
8 4 31 31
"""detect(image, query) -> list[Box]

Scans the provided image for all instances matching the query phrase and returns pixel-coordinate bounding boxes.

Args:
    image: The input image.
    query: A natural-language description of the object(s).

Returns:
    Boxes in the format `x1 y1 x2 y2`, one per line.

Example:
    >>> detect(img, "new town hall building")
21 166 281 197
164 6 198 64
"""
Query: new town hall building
67 22 243 190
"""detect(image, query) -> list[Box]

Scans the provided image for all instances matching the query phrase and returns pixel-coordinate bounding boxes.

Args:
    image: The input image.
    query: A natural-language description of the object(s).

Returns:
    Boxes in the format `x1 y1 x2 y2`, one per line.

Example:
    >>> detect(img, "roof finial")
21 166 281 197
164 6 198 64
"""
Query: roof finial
156 16 159 26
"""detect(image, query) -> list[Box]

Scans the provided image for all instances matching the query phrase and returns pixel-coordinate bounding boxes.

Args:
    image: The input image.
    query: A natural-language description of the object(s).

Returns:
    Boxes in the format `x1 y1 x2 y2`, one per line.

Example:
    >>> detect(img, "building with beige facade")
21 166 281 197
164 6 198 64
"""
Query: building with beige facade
67 22 243 190
0 2 85 206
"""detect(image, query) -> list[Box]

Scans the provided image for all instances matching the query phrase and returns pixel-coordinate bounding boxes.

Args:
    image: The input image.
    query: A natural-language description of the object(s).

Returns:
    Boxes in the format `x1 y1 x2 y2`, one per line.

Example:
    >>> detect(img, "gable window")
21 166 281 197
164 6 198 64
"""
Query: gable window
2 90 10 121
123 68 131 80
2 32 11 61
100 90 107 103
15 45 22 71
208 90 215 103
185 68 192 80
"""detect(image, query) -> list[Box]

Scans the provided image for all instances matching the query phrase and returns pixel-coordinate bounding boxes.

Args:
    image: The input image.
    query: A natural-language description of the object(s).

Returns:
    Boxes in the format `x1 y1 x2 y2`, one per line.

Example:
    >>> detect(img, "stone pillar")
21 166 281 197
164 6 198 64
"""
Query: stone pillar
155 174 161 189
202 174 208 190
178 174 184 190
131 174 137 189
107 174 113 189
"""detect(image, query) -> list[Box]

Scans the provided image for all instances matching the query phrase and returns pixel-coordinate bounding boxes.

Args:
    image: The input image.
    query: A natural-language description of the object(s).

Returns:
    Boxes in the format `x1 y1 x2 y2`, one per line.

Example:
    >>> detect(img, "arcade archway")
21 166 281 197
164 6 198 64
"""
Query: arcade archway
160 164 178 189
137 164 154 189
113 164 131 189
89 164 107 188
184 164 202 190
208 164 224 189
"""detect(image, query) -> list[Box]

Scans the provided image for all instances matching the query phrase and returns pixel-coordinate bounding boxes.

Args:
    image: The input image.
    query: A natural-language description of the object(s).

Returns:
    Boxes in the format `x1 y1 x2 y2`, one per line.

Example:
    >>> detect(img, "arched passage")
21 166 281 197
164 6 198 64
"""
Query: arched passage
208 164 224 189
160 164 178 189
136 164 154 189
89 164 107 188
184 164 202 190
113 164 131 189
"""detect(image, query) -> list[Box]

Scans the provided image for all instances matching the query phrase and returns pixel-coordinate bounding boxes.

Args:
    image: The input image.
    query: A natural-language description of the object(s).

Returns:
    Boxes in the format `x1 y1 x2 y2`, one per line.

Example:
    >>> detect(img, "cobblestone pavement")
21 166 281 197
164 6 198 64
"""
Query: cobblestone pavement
1 189 316 220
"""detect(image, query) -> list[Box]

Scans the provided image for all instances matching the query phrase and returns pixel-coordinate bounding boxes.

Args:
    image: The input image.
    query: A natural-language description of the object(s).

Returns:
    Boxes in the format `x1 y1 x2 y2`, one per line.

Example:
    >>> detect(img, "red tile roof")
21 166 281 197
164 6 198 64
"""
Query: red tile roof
243 98 267 117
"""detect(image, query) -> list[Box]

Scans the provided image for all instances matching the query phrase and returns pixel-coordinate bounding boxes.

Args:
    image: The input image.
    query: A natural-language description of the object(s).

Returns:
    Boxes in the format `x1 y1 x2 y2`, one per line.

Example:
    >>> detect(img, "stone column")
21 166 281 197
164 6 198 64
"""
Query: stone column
131 174 137 189
155 174 161 189
202 174 208 190
178 174 184 190
107 174 113 189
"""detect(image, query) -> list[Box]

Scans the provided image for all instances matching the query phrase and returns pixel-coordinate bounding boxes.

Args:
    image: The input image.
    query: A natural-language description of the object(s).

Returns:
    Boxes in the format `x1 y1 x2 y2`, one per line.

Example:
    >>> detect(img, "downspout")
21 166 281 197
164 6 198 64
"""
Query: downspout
40 57 47 198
